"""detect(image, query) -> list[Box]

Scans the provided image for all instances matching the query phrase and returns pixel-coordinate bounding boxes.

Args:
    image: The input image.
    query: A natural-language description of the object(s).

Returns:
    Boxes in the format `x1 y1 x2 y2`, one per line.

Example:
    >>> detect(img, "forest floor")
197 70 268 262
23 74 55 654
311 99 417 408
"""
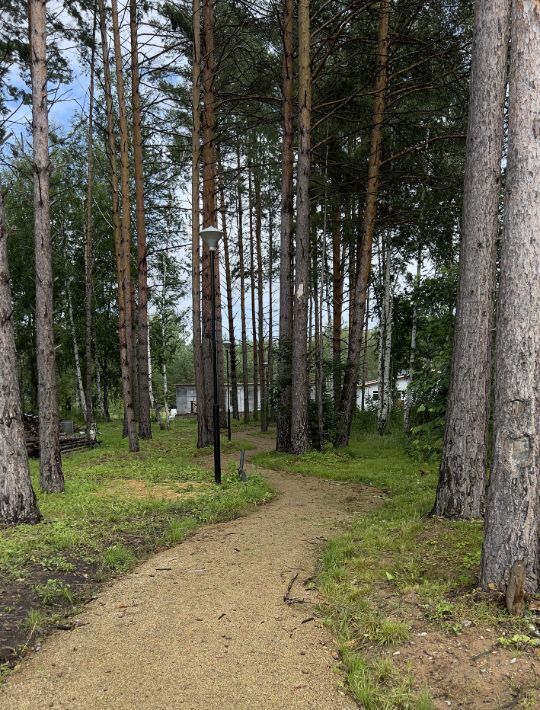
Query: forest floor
1 418 539 709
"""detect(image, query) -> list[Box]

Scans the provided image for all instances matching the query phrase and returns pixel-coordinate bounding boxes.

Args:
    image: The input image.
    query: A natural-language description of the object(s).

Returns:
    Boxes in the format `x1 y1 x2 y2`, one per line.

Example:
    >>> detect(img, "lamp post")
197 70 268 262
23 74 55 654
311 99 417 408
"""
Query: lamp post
223 340 232 441
201 225 223 484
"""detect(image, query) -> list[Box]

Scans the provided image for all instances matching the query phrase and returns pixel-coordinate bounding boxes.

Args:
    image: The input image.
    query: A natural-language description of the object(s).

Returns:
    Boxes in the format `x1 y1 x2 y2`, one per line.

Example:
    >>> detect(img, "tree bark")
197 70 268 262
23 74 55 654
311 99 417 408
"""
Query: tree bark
219 171 239 420
290 0 312 455
434 0 511 518
66 283 86 417
255 165 267 432
191 0 208 447
201 0 219 442
109 0 139 452
334 0 390 448
129 0 151 439
480 0 540 594
276 0 294 452
403 252 421 434
0 186 41 525
377 237 393 435
84 7 96 441
248 164 259 420
332 203 343 407
236 144 250 423
28 0 64 492
361 288 370 411
98 0 139 451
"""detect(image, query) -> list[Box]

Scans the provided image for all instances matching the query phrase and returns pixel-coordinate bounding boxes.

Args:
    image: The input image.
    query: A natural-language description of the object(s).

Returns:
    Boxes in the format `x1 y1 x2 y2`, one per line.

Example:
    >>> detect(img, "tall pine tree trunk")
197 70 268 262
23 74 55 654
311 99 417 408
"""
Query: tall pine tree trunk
201 0 219 441
84 8 96 440
255 166 267 432
0 186 41 524
98 0 138 451
130 0 151 439
110 0 138 452
290 0 312 455
480 0 540 595
335 0 390 448
191 0 208 447
276 0 294 452
28 0 64 491
434 0 511 519
67 283 86 417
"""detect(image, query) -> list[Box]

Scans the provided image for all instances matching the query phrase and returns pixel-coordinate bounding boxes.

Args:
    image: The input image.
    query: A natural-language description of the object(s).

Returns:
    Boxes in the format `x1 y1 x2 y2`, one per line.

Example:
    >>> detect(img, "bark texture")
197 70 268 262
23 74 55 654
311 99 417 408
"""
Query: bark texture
0 187 41 524
290 0 311 455
99 0 138 452
434 0 511 519
480 0 540 594
377 238 393 435
28 0 64 491
237 145 250 423
130 0 152 439
84 8 96 441
334 0 390 448
276 0 294 452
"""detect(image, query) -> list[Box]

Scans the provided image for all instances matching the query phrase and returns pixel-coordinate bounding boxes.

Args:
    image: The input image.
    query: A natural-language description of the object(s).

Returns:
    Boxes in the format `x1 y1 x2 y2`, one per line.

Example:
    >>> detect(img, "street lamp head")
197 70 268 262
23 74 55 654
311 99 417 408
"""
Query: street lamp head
223 340 231 349
200 225 223 251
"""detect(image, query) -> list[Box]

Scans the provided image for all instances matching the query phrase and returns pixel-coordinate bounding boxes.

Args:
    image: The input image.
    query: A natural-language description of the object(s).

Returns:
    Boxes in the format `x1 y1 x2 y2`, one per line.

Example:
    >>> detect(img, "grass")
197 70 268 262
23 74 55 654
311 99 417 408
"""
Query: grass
253 412 528 708
0 419 272 665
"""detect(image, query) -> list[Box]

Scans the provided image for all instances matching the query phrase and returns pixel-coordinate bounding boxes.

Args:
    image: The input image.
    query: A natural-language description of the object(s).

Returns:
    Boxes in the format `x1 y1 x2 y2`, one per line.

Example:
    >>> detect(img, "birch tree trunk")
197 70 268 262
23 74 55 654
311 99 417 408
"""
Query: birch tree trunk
84 8 96 441
67 283 86 417
110 0 139 452
334 0 390 448
332 205 343 407
255 165 267 432
28 0 64 491
361 289 370 411
236 144 250 423
0 186 41 524
219 174 239 420
276 0 294 452
130 0 151 439
403 253 421 434
248 165 259 420
377 238 393 435
434 0 511 519
480 0 540 594
290 0 311 455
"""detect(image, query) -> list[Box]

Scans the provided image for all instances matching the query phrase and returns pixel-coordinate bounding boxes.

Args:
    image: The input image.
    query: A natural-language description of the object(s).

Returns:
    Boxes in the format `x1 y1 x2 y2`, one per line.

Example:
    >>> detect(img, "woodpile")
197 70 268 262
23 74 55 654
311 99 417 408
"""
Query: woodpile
23 415 99 458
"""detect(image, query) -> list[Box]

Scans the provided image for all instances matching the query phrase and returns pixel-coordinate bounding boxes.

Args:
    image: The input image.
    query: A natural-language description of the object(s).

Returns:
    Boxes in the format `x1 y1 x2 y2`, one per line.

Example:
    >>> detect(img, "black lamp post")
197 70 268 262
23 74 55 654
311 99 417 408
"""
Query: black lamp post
223 340 232 441
201 225 223 484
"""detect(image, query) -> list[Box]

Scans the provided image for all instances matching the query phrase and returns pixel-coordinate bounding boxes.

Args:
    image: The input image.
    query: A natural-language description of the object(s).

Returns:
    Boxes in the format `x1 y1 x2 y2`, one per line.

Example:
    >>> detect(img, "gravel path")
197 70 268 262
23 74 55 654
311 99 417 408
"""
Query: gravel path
1 435 374 709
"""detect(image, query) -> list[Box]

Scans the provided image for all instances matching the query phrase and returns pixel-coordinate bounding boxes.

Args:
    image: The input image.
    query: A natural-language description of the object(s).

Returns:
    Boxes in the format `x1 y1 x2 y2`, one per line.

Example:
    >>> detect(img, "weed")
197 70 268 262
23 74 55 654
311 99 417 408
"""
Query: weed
23 608 48 634
33 579 75 606
498 634 540 650
102 545 136 572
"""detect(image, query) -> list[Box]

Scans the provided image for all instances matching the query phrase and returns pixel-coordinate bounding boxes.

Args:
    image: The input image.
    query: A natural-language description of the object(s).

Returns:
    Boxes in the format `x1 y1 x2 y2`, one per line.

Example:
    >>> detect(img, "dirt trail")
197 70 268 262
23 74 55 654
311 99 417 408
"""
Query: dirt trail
0 433 377 710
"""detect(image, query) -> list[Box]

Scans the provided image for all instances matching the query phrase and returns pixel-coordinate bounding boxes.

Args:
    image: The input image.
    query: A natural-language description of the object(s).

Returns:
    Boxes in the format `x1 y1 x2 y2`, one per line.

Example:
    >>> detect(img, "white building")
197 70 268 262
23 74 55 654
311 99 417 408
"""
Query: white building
176 375 410 416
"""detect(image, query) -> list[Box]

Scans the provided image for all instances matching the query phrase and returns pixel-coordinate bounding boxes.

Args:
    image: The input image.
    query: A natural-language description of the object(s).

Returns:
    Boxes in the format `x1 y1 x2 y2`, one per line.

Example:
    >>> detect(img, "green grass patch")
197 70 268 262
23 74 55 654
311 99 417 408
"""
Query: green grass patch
253 414 516 707
0 420 272 669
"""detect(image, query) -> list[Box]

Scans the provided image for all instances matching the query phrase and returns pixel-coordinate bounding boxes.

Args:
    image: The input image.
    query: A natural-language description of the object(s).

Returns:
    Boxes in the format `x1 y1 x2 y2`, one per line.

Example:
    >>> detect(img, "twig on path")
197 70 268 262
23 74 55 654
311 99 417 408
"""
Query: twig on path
284 572 306 605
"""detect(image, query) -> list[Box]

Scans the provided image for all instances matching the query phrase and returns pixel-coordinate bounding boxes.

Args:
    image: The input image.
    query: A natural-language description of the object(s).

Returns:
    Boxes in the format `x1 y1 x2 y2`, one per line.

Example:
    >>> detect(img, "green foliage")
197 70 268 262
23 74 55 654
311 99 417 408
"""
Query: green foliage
102 545 136 572
33 579 75 607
